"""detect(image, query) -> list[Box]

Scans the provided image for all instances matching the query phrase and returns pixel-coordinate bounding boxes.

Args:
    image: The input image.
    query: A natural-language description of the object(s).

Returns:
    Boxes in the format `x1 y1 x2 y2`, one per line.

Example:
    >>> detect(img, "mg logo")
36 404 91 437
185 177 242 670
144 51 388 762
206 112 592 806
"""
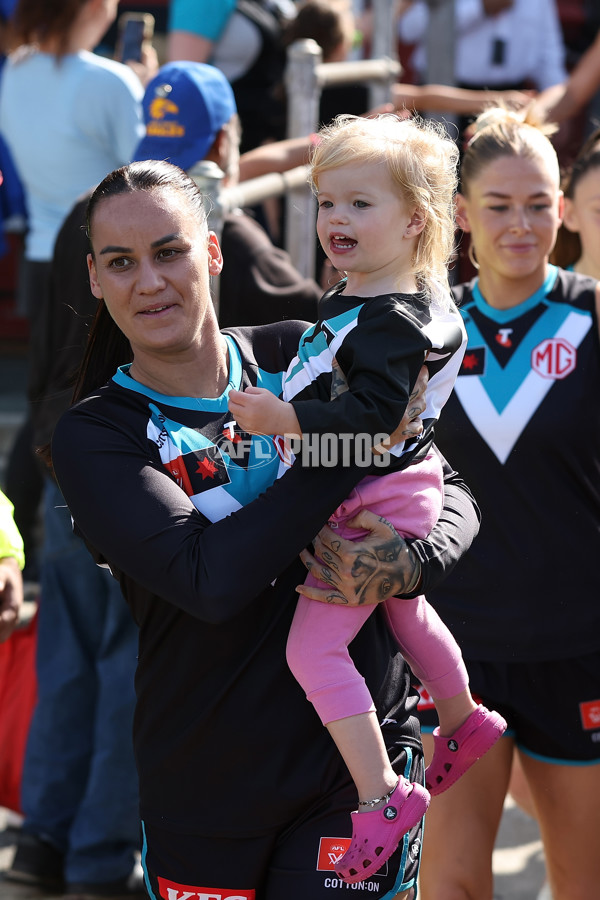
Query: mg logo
531 338 576 380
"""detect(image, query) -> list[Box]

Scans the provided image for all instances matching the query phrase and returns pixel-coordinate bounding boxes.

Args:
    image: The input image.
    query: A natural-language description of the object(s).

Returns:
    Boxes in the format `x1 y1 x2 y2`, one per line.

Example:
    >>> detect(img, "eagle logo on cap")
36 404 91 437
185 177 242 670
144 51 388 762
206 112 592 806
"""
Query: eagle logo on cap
149 97 179 120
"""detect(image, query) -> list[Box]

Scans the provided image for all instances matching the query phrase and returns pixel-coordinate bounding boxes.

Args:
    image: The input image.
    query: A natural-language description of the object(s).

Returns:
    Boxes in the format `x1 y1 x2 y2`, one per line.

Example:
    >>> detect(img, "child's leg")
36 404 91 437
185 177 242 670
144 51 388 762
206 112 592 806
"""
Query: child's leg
338 464 507 795
383 594 476 736
287 594 399 801
287 592 429 884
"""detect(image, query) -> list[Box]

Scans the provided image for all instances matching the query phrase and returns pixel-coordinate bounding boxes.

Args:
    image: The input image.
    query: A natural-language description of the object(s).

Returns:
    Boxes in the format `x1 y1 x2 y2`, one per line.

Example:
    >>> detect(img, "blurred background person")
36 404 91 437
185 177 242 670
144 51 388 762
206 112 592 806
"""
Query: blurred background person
0 2 155 896
415 105 600 900
167 0 297 154
0 488 24 644
550 126 600 280
0 0 149 594
397 0 567 97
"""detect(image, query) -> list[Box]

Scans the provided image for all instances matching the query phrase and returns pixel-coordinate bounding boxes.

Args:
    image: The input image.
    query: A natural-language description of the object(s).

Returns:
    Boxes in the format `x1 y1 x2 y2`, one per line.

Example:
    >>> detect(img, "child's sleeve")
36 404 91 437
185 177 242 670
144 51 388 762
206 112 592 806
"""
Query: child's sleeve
291 302 429 442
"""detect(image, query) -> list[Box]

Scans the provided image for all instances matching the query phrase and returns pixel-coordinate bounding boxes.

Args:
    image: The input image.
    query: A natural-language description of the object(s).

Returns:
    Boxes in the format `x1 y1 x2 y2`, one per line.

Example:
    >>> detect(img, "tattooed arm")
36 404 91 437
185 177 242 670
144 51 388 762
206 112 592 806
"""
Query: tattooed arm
297 511 422 605
294 367 479 605
296 457 480 606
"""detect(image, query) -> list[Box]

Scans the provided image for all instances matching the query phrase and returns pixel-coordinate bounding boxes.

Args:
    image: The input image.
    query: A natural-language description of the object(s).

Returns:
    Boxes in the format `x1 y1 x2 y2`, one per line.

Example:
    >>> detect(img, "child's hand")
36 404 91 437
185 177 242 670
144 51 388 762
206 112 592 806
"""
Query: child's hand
228 387 301 437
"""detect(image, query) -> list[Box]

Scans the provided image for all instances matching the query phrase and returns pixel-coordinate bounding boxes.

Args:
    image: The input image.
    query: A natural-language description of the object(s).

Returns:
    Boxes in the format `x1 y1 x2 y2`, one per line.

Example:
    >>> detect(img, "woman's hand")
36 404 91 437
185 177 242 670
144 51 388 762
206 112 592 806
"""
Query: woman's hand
296 363 429 604
0 557 23 643
297 511 421 606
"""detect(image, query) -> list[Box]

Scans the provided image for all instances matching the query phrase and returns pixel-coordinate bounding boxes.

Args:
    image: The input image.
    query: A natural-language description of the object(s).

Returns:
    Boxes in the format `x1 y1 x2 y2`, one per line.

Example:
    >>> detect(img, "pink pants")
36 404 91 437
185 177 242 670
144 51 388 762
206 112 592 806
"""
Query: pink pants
286 452 469 725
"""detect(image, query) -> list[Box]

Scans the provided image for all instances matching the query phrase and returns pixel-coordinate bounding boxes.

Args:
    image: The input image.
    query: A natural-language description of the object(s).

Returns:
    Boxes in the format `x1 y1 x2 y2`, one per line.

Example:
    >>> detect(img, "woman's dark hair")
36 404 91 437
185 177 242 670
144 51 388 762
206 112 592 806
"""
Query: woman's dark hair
10 0 87 57
550 127 600 269
73 160 208 404
282 0 354 62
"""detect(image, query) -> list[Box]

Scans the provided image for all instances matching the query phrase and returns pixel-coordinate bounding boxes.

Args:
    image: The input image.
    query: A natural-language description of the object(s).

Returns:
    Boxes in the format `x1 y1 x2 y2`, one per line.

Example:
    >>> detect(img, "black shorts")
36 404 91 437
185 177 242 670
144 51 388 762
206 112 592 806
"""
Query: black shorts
415 651 600 764
140 743 424 900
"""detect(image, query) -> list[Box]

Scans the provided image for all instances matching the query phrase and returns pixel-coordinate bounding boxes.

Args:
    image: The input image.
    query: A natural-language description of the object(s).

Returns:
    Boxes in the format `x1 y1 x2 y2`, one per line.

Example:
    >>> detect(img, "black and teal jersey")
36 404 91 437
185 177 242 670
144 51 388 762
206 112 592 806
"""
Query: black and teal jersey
52 319 479 836
283 281 467 464
112 332 289 523
429 266 600 661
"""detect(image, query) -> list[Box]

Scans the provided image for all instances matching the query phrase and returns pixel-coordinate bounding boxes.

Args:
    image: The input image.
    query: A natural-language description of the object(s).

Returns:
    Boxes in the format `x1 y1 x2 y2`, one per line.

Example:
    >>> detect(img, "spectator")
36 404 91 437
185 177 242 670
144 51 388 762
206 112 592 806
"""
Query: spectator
535 27 600 126
1 1 150 896
0 0 148 595
167 0 297 153
0 489 24 644
398 0 567 94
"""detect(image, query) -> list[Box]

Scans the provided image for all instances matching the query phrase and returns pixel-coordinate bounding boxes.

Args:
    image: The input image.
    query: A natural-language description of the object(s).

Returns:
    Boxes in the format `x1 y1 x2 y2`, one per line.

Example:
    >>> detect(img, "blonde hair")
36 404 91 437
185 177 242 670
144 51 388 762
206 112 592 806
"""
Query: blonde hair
461 105 560 196
309 114 459 297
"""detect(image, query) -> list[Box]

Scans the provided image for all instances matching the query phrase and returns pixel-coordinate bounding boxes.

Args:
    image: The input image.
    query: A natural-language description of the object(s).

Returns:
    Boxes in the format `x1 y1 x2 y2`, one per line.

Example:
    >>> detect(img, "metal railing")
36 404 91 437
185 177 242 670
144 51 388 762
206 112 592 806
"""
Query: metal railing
194 0 401 312
284 36 400 279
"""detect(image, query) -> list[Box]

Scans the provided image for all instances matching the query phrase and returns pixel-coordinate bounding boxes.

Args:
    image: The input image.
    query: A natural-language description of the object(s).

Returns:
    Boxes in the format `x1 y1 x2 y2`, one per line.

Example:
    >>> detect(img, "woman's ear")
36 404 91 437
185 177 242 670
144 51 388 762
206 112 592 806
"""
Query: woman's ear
454 193 471 232
560 195 579 233
87 253 103 299
558 191 568 231
207 231 224 276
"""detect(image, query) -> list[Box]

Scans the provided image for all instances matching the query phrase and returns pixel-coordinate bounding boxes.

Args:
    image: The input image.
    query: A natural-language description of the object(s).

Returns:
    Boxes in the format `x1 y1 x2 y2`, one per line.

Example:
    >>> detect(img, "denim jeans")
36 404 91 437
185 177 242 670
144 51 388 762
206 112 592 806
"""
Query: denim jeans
21 478 140 885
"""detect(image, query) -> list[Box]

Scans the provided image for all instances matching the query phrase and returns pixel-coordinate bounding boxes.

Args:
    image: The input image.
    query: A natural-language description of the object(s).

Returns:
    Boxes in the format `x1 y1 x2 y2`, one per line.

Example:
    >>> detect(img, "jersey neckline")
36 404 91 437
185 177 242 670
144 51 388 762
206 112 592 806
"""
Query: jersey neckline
471 265 558 323
112 334 243 411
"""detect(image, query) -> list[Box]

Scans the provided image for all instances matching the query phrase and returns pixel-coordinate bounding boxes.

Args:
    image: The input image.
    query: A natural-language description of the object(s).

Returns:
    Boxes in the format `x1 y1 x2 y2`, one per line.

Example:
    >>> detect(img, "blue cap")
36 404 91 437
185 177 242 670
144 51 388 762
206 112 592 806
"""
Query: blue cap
132 62 237 171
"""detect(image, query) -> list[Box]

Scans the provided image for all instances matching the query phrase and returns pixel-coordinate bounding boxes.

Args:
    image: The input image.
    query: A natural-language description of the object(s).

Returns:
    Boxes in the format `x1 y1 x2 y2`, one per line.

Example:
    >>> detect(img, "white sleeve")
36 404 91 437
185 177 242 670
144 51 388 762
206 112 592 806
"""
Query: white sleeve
398 0 486 48
397 2 429 43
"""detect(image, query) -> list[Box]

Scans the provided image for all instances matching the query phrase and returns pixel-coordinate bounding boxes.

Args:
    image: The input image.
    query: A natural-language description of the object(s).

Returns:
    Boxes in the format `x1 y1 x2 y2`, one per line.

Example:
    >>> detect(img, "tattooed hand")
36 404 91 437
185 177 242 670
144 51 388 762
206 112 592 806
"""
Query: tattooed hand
295 364 428 605
296 510 422 606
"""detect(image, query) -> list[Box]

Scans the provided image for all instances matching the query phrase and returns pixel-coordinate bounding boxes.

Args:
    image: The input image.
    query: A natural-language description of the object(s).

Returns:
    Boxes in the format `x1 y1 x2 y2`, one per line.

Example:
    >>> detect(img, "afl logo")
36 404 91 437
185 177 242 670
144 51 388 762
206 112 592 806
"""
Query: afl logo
531 338 576 380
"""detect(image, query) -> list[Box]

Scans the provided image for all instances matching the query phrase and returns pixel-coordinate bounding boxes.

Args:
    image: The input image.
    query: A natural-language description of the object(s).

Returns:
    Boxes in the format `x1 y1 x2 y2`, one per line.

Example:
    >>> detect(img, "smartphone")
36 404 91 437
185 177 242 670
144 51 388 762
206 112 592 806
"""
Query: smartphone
117 12 155 64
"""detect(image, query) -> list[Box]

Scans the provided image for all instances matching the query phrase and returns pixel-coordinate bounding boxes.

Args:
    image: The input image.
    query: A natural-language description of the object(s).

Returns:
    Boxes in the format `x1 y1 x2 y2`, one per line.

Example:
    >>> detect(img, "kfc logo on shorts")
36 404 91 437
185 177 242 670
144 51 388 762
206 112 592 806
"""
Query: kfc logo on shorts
156 878 254 900
316 837 351 870
579 699 600 731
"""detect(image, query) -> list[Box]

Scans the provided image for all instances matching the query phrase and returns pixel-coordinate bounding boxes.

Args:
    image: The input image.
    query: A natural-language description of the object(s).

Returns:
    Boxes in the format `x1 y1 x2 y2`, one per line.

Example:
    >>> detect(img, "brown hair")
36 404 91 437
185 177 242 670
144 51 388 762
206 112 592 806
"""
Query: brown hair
283 0 355 63
10 0 87 57
550 127 600 269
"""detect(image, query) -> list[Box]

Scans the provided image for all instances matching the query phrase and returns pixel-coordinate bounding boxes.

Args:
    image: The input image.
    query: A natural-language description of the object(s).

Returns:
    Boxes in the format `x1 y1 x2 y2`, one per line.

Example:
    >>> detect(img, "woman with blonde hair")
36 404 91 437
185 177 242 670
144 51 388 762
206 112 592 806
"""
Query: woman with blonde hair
415 105 600 899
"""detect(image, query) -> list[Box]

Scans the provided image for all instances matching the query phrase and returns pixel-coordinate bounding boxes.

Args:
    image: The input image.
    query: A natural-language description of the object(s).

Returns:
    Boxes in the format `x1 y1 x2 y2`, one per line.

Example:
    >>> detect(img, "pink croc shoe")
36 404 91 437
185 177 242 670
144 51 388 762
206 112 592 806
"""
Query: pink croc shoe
335 777 430 884
425 704 507 796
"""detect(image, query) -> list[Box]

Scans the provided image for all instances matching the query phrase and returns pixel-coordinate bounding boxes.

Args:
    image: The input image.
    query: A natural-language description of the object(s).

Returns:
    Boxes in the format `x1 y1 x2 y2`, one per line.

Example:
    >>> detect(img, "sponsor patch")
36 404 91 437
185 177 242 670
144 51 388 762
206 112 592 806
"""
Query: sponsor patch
316 837 351 871
414 684 435 711
531 338 576 379
580 699 600 731
164 447 230 495
156 879 254 900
